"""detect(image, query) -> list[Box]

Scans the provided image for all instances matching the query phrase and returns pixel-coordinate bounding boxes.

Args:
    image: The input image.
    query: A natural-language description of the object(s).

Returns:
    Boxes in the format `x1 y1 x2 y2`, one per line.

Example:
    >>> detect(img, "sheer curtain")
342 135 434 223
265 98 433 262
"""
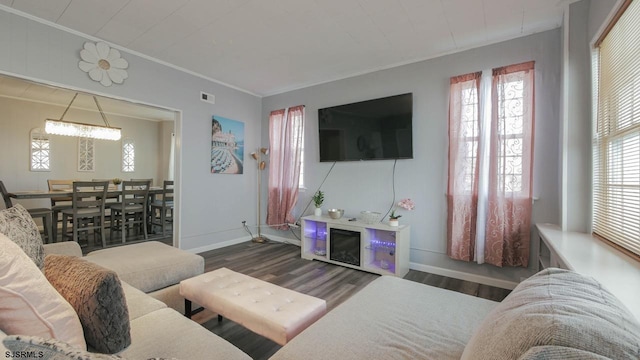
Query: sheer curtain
484 62 535 267
447 62 535 267
267 105 305 230
447 72 482 261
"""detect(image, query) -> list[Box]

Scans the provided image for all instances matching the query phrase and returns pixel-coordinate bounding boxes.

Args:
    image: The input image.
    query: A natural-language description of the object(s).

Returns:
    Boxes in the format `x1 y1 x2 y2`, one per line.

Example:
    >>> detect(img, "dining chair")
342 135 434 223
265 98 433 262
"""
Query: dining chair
47 179 75 242
0 180 53 243
91 178 119 228
110 180 150 244
130 178 154 229
130 178 153 186
60 181 108 247
150 180 174 236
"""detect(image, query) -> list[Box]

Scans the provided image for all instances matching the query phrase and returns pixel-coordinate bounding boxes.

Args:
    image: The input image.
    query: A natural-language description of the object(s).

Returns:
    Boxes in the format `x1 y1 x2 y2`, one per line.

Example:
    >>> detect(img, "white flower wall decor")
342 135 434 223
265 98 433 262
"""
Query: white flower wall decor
78 41 128 87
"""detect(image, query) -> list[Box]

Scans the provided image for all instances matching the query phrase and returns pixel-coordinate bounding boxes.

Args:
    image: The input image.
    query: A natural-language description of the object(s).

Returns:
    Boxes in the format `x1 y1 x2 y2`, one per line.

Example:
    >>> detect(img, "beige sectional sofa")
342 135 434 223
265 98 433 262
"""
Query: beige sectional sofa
3 204 640 359
271 269 640 360
0 203 250 360
48 241 251 360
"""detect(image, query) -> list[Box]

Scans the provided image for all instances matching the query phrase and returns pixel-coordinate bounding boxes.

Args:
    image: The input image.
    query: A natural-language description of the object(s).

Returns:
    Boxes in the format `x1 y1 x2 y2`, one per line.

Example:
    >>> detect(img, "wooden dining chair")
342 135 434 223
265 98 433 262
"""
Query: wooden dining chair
47 179 75 242
130 178 154 229
110 180 150 244
0 180 53 243
60 181 108 247
150 180 174 236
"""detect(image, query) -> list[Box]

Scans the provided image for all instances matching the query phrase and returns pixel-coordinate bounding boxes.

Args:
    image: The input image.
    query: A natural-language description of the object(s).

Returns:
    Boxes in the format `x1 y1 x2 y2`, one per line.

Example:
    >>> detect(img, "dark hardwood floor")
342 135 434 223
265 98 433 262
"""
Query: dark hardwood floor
192 241 512 360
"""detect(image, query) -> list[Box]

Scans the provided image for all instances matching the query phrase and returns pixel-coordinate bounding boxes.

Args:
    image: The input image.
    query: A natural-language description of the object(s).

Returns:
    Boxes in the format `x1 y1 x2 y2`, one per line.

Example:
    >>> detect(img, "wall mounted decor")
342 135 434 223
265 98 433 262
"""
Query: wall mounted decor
78 137 95 172
78 41 128 87
211 116 244 174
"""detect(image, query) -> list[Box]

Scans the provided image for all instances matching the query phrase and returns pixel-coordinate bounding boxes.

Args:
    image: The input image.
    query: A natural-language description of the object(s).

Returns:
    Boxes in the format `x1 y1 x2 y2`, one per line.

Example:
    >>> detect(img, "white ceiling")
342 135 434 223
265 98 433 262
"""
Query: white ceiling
1 0 568 96
0 74 176 121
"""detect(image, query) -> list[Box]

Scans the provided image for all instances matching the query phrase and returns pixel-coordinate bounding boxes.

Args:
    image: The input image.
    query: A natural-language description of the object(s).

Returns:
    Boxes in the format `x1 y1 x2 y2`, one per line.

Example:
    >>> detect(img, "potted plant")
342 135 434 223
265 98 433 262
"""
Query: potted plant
389 198 415 227
112 178 122 190
312 190 324 216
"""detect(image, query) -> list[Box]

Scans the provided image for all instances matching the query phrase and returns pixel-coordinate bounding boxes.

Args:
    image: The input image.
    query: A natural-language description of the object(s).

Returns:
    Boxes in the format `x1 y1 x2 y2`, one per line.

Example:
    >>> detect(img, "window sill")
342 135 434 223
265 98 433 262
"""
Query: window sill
537 223 640 321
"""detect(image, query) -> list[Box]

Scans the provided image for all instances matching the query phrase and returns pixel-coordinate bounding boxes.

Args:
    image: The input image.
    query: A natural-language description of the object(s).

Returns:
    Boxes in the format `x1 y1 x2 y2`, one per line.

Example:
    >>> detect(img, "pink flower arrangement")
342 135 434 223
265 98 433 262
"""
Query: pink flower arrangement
390 198 415 220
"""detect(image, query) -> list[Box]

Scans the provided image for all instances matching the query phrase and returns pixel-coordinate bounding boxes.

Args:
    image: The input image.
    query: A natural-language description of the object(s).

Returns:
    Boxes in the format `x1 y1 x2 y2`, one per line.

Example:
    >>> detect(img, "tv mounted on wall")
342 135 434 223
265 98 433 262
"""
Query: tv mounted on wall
318 93 413 162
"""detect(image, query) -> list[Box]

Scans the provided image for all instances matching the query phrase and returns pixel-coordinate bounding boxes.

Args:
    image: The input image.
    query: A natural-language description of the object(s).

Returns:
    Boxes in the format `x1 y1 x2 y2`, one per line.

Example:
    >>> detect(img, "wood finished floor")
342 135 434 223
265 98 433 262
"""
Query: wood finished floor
192 241 512 360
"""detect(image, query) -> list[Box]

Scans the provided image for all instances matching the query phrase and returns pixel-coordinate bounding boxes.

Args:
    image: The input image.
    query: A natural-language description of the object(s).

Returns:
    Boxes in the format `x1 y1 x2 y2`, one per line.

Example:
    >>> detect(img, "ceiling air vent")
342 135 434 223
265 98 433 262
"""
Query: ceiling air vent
200 91 215 104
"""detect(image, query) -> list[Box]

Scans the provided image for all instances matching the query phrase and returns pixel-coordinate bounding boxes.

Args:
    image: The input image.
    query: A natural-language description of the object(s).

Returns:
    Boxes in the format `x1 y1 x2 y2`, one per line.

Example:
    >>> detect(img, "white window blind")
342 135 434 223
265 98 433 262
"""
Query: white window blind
593 0 640 256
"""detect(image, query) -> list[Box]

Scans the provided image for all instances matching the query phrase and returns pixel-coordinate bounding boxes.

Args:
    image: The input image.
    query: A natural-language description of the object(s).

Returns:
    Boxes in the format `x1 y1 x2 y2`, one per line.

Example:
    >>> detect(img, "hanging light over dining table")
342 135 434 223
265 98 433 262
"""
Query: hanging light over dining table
45 93 122 141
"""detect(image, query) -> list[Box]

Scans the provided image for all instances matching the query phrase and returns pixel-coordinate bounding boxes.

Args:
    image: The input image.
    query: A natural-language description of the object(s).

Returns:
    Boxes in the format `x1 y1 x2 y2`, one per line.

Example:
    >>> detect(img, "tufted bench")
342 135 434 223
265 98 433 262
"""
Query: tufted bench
179 267 327 345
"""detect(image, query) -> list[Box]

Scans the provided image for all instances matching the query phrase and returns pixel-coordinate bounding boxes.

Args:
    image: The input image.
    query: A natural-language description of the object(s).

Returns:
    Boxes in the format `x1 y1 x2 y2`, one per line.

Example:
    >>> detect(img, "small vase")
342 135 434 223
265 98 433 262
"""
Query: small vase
389 219 399 227
314 207 322 216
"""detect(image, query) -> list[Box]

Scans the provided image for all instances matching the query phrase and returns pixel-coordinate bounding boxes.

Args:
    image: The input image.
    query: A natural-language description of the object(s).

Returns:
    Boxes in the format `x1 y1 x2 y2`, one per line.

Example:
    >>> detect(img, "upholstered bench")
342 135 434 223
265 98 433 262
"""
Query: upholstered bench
180 267 327 345
85 241 204 312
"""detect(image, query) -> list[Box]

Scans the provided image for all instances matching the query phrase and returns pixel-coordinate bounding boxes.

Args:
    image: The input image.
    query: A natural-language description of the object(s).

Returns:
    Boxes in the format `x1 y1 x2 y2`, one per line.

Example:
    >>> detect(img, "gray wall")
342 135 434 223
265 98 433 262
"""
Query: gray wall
0 9 262 251
563 0 593 232
562 0 617 232
262 30 562 285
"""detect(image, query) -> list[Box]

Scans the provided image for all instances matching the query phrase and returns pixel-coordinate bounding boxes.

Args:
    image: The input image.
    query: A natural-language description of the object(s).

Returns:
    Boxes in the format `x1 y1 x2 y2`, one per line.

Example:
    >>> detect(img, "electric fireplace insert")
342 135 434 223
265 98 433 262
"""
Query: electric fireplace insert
329 228 361 267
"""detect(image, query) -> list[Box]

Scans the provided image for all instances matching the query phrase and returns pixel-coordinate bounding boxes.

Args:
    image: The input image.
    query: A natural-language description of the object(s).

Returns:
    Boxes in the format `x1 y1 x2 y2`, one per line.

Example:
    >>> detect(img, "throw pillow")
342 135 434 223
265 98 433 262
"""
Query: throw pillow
45 254 131 354
0 233 86 350
0 204 44 268
3 335 121 360
461 268 640 360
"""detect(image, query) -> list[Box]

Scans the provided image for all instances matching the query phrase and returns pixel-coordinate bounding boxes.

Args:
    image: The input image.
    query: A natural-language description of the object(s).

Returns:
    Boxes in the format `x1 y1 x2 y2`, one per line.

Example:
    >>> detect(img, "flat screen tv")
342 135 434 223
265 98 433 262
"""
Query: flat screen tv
318 93 413 162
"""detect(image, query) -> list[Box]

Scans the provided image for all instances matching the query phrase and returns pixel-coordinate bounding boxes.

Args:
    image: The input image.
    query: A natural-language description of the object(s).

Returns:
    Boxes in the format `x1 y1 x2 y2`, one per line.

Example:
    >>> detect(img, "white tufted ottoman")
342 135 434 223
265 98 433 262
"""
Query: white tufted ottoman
179 267 327 345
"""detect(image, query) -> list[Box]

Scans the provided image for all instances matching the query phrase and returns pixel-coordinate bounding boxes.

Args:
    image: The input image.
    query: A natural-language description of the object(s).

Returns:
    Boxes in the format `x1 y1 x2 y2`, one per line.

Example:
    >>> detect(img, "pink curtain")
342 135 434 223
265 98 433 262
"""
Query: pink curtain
447 72 482 261
484 61 535 267
267 105 305 230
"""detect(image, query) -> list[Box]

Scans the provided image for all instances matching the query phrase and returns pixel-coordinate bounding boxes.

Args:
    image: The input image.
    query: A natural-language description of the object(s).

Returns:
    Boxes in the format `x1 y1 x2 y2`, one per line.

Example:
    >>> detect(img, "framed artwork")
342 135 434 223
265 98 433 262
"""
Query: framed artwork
211 116 244 174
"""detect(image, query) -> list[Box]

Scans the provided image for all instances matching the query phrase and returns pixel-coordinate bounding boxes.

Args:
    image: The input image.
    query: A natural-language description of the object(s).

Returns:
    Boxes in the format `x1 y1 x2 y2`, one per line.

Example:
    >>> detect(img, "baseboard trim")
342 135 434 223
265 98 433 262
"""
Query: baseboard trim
184 236 252 254
183 235 300 254
266 235 301 247
409 262 519 290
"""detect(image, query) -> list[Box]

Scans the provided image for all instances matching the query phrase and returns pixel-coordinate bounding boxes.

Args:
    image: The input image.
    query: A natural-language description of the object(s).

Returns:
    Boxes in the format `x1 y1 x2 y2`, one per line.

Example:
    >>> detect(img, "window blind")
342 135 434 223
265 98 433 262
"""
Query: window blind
593 0 640 256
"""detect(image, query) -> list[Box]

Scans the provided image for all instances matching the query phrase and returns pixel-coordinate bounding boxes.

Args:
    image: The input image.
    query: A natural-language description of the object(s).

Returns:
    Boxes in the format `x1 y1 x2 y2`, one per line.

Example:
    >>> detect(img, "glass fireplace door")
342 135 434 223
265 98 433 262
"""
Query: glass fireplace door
329 228 361 267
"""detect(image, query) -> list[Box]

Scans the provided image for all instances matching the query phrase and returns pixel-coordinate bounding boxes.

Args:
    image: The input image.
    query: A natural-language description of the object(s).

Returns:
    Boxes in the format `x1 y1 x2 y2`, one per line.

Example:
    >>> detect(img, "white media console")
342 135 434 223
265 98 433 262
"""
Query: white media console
301 215 410 277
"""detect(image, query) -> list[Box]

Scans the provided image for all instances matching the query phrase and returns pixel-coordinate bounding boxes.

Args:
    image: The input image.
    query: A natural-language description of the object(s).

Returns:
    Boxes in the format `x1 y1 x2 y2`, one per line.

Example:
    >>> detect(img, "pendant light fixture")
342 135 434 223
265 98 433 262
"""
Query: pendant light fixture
45 93 122 141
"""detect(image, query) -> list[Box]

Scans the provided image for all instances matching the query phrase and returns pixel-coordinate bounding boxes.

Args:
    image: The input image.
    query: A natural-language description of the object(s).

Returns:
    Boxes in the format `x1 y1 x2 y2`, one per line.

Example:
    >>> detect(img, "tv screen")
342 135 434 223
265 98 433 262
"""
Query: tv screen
318 93 413 162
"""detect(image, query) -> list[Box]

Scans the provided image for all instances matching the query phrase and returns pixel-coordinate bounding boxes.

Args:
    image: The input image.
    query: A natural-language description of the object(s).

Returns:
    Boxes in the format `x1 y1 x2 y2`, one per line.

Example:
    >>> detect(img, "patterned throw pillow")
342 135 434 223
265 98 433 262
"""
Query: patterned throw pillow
44 255 131 354
0 204 44 268
3 335 122 360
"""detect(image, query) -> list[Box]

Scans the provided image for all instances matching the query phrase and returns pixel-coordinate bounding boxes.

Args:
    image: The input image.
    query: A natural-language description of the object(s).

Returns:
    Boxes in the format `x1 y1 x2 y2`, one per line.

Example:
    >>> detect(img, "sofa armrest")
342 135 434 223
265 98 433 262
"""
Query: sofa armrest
44 242 83 257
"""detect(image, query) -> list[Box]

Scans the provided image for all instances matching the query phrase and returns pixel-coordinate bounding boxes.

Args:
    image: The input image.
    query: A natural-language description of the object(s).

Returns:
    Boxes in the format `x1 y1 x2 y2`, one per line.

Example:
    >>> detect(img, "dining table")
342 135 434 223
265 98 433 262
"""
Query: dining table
8 187 165 199
9 186 166 242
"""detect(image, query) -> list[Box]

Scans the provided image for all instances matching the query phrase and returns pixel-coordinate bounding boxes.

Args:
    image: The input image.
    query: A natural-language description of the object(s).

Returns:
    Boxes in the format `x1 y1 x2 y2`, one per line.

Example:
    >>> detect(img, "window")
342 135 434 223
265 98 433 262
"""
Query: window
495 71 528 194
459 81 480 193
593 0 640 256
30 128 50 171
267 105 305 229
122 138 135 172
447 62 535 267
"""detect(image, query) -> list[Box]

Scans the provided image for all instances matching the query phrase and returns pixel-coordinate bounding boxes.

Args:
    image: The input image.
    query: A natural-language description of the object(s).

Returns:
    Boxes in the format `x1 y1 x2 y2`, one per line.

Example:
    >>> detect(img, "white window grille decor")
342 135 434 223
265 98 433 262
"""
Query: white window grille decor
30 128 50 172
122 138 135 172
78 137 95 172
